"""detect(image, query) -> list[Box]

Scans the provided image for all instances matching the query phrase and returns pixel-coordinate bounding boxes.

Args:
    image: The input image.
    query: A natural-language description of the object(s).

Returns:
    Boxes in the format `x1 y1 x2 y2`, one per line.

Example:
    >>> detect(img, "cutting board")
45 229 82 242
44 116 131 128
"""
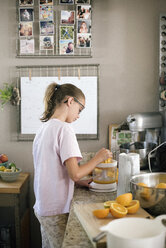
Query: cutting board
74 202 153 248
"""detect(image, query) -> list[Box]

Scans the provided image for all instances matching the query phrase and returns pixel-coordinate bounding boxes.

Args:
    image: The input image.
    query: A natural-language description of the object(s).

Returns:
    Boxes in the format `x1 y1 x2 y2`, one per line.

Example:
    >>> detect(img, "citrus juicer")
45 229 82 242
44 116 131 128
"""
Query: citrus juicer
90 159 117 192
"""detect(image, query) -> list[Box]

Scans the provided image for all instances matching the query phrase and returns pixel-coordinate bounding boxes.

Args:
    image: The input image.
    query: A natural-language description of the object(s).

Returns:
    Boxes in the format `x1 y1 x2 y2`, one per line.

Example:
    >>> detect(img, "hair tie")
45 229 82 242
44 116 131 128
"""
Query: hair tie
55 84 60 91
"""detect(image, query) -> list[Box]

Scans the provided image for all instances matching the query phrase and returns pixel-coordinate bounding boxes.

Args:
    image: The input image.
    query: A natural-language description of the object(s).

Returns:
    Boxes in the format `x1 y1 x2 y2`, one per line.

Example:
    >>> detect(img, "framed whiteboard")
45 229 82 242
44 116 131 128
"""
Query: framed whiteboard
17 65 99 140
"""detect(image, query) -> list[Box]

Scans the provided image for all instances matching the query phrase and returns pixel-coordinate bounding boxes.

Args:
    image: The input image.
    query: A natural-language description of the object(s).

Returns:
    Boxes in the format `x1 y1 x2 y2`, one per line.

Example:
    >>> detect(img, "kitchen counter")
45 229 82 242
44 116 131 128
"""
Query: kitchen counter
62 186 117 248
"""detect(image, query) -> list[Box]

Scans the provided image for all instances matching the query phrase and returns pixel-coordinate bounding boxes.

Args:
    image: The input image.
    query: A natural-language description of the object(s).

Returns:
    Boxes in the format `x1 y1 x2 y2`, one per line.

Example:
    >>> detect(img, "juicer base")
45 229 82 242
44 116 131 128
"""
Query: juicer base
89 182 117 192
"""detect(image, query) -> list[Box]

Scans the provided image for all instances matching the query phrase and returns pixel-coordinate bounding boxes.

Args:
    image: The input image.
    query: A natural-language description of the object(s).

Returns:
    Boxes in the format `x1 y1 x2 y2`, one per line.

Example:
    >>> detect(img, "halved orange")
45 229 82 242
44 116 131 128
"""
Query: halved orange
116 193 132 206
103 200 116 208
110 203 128 218
126 200 140 214
155 183 166 189
93 208 109 218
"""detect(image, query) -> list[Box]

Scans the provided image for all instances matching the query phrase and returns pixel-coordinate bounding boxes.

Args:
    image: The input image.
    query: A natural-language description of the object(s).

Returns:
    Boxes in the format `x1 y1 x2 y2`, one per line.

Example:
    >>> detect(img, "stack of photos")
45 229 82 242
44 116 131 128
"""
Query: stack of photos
39 0 54 50
19 0 34 54
76 2 91 48
59 11 75 55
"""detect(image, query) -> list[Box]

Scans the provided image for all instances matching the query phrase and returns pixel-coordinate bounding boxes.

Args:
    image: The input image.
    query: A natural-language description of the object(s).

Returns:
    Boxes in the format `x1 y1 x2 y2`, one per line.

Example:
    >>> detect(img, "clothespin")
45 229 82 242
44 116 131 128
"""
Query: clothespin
78 68 80 80
58 68 61 81
29 69 31 81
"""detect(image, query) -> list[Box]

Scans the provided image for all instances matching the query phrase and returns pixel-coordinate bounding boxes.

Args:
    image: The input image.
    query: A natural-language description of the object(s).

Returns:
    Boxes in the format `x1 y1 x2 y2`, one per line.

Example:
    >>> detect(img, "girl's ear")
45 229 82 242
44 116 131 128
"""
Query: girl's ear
67 97 74 107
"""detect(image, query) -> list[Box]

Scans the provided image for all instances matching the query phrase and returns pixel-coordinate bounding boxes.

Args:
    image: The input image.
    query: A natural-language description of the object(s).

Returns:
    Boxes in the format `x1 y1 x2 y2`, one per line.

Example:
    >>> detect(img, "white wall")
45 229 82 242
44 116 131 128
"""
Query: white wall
0 0 166 246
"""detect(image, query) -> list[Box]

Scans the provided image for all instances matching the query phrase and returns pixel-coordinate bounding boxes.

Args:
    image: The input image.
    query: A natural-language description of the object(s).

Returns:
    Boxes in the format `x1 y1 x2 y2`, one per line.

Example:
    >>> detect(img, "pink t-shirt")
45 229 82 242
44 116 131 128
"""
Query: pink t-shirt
33 119 82 216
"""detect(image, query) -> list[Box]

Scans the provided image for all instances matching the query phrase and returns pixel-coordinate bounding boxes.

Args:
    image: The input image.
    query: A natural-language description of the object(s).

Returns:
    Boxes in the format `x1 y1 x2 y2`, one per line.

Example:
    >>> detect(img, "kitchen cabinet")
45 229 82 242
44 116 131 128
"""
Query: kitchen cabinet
0 173 30 248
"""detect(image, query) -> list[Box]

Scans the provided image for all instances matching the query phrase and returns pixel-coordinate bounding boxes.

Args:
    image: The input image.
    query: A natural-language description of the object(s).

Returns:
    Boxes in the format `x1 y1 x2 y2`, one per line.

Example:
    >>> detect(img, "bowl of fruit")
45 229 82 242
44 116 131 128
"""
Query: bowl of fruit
0 154 21 182
130 172 166 216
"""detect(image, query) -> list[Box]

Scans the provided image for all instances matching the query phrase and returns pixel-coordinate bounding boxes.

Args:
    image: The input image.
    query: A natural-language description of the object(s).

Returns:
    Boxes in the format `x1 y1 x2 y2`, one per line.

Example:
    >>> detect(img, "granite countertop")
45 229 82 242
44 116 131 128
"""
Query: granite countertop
62 186 117 248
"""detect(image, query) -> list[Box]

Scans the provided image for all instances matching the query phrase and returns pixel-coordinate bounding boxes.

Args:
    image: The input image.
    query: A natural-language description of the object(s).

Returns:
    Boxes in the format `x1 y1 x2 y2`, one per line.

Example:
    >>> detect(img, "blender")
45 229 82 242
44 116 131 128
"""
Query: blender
90 160 117 192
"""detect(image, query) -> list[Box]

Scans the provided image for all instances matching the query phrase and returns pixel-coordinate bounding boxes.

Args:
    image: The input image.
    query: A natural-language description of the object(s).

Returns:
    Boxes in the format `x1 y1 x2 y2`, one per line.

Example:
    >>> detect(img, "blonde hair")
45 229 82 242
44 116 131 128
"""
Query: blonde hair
40 82 85 122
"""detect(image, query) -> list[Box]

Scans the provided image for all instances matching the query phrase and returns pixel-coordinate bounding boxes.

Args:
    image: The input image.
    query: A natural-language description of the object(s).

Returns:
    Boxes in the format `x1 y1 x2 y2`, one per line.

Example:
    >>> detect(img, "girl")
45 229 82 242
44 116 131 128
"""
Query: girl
33 82 112 248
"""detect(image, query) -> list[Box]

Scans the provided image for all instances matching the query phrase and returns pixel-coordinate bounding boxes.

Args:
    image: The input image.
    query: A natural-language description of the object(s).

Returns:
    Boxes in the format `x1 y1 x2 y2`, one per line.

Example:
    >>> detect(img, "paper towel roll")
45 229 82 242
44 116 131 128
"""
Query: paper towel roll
117 153 140 196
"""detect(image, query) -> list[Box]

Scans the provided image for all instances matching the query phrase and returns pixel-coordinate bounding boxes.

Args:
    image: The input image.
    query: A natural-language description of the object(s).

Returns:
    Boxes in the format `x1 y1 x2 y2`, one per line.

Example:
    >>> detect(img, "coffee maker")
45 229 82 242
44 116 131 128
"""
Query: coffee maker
120 111 166 171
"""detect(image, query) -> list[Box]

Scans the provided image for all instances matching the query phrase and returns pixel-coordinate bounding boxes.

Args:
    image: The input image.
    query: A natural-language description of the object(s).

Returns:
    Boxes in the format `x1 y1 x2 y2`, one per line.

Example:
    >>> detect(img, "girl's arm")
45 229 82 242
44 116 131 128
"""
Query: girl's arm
65 148 112 182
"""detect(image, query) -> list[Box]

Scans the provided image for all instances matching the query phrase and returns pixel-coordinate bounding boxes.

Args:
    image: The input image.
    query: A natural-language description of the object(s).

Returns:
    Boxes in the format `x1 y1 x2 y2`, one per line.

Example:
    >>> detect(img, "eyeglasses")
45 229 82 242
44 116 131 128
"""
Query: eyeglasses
64 97 85 111
73 97 85 110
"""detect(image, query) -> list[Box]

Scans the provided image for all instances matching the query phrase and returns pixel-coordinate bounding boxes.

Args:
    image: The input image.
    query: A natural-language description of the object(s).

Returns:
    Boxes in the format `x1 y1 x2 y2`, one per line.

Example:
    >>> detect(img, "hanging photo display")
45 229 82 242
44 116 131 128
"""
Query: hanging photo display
18 0 91 56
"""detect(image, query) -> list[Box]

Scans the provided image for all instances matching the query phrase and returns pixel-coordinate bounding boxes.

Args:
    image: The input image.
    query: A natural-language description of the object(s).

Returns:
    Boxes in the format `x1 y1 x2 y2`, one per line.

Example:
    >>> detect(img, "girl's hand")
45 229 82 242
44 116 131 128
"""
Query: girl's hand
76 178 93 188
94 148 112 164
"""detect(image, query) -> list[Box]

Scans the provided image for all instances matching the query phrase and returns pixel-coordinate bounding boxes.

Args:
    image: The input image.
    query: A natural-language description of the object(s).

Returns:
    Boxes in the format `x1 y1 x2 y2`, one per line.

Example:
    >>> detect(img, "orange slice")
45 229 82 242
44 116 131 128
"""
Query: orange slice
93 208 109 218
155 183 166 189
110 203 128 218
126 200 140 214
116 193 132 206
104 200 116 208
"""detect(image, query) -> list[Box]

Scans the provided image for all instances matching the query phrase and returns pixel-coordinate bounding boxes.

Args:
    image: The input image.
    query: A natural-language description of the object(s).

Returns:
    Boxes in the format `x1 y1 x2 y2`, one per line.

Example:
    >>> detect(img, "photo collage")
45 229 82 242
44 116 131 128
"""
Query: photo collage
18 0 91 56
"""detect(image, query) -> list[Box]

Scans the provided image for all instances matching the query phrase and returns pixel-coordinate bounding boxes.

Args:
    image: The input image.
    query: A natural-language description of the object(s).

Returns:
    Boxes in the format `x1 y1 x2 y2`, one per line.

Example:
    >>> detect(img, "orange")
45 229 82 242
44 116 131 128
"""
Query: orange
137 182 151 200
126 200 140 214
116 193 132 206
110 203 128 218
93 208 109 218
137 182 148 187
104 200 116 208
155 183 166 189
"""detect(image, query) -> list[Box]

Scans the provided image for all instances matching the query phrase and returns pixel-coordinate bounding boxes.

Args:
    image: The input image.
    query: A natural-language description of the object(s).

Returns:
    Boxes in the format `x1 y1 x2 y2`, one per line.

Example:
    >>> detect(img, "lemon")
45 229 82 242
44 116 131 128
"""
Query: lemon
0 166 6 171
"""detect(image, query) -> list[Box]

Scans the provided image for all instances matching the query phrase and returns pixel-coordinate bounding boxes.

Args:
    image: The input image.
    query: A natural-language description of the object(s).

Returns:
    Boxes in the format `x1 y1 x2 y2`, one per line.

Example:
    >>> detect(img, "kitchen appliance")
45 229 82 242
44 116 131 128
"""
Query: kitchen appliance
119 111 166 171
90 160 117 192
130 172 166 216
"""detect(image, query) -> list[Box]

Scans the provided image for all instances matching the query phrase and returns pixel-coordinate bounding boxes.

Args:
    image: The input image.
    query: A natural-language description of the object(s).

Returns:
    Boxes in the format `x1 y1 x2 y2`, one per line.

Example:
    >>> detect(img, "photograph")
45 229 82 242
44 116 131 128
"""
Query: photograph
19 0 34 6
77 33 91 48
19 22 33 37
40 21 54 35
75 0 90 4
59 40 74 54
39 5 53 21
19 8 34 22
61 11 75 25
39 0 53 5
77 20 91 33
40 36 54 50
59 0 74 4
20 39 35 54
77 5 91 20
60 26 74 40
